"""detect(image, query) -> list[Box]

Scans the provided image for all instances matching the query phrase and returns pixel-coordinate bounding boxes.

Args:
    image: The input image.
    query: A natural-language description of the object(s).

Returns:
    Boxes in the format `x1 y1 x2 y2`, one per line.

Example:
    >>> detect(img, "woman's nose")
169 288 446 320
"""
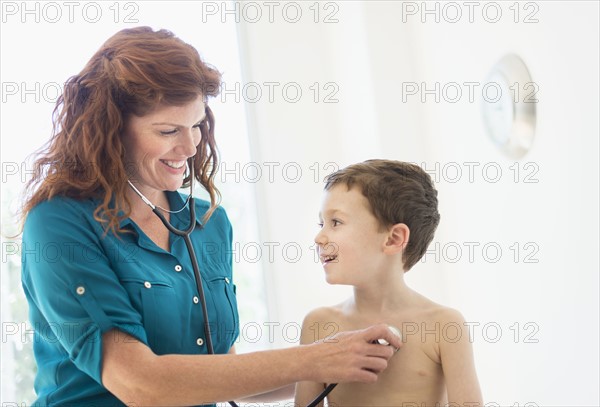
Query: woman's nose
178 129 200 157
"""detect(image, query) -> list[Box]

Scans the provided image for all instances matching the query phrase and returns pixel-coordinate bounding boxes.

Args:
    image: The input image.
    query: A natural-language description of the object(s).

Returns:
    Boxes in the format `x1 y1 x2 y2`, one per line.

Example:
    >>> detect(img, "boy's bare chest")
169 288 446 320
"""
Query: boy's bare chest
325 314 447 406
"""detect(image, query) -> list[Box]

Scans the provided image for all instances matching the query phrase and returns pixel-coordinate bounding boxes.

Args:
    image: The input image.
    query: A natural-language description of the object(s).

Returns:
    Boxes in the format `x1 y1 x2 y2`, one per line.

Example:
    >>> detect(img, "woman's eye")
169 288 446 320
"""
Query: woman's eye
160 129 178 136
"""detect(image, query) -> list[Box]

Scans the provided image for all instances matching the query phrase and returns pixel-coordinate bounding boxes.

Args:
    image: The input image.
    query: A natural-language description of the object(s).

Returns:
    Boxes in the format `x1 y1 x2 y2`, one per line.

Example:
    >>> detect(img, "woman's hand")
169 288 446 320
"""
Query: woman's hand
307 324 403 384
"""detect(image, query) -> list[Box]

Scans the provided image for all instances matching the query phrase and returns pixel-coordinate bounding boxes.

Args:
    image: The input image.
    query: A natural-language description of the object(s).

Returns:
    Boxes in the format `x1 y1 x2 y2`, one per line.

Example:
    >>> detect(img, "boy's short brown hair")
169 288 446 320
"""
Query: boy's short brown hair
324 159 440 271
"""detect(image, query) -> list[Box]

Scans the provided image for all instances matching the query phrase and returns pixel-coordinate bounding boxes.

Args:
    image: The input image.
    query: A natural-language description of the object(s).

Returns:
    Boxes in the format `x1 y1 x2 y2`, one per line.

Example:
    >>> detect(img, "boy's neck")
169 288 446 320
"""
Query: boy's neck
351 270 413 315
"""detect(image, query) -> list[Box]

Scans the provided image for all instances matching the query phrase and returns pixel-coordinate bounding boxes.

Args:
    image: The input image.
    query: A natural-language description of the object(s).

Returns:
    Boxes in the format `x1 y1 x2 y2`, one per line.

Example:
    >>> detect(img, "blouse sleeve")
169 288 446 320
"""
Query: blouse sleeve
21 197 149 385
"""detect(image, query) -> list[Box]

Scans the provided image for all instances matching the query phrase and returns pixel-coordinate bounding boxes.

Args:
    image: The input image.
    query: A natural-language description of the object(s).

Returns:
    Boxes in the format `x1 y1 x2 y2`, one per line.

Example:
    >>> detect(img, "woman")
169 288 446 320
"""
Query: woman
20 26 401 406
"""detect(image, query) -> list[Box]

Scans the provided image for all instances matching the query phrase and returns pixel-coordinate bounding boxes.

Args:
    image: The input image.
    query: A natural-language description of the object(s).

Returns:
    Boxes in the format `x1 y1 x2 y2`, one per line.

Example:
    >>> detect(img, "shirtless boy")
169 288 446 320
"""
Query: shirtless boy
295 159 483 407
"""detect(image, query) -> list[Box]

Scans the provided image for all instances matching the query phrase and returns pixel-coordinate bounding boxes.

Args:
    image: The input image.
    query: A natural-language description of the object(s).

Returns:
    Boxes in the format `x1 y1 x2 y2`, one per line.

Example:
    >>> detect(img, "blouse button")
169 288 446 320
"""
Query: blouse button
193 296 199 304
225 277 230 284
144 281 152 289
76 286 85 295
196 338 204 346
174 265 182 272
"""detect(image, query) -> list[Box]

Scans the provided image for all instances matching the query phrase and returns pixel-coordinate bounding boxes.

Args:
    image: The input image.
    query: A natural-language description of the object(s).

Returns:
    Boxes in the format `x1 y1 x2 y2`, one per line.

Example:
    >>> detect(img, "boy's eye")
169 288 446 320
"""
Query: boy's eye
317 219 341 228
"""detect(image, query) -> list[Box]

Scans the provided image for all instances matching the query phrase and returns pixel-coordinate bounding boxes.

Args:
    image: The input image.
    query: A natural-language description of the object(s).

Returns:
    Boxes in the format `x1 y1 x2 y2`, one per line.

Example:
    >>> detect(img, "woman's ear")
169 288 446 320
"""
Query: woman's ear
383 223 410 255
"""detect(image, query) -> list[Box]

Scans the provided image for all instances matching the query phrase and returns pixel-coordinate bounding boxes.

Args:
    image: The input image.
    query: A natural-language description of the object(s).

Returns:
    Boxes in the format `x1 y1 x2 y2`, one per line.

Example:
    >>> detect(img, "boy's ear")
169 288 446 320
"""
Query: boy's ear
383 223 410 255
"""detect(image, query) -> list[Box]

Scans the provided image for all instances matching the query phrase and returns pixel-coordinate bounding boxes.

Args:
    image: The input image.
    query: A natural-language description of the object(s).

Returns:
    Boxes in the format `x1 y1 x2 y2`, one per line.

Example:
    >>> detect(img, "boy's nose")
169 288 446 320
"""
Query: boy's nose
314 229 327 245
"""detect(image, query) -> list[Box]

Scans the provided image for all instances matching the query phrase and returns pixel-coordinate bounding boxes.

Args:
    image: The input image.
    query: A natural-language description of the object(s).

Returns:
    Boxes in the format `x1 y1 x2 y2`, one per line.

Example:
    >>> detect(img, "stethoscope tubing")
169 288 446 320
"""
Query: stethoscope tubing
306 383 337 407
151 204 214 351
152 198 241 407
131 159 333 407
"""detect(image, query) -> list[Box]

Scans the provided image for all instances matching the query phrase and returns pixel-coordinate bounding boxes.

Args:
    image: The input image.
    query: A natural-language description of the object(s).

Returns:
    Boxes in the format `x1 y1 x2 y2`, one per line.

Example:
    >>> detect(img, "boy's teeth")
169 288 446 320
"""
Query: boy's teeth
322 255 337 263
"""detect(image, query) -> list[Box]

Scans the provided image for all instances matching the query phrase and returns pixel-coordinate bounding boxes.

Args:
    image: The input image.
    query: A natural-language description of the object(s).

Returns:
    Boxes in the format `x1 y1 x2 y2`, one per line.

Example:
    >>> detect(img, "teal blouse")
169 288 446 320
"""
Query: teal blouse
21 191 239 406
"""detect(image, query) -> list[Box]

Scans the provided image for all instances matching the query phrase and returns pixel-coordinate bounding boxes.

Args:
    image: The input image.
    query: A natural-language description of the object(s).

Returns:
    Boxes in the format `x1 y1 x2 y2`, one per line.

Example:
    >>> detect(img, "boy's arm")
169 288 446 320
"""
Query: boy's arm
295 380 327 407
439 309 484 407
294 308 331 407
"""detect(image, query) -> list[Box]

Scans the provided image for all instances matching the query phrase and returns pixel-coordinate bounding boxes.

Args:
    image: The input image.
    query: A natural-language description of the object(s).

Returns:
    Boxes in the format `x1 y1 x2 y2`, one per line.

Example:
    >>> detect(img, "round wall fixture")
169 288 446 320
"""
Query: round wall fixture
481 54 537 159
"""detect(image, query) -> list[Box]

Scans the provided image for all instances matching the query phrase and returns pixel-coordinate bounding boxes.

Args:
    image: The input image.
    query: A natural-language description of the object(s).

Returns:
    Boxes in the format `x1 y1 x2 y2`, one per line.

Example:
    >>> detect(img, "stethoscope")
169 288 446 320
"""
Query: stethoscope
127 158 336 407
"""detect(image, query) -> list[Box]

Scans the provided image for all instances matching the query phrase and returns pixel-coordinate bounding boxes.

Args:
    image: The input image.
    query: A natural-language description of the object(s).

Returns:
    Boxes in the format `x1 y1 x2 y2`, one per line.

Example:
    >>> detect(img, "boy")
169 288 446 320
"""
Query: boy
295 160 483 407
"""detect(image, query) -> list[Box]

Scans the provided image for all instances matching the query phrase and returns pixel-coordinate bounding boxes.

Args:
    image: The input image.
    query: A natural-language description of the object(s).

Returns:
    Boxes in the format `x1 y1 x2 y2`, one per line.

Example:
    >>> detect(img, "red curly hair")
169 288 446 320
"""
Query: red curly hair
21 27 222 235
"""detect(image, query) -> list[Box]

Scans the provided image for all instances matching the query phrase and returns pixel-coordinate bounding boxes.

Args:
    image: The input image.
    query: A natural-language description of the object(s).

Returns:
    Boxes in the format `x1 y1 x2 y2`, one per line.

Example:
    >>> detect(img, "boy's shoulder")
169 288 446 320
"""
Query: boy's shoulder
300 303 349 344
302 304 343 321
410 292 463 316
403 295 470 350
301 294 468 325
412 293 468 326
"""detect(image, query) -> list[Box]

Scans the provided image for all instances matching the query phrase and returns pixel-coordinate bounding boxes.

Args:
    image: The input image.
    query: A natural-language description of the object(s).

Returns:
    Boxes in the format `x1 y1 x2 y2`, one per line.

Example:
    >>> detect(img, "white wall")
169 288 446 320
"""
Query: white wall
237 1 599 406
1 1 597 405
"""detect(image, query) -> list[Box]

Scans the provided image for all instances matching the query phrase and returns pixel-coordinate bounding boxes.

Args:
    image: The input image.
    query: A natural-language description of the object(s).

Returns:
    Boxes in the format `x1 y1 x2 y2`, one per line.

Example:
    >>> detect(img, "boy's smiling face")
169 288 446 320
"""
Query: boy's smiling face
315 184 391 286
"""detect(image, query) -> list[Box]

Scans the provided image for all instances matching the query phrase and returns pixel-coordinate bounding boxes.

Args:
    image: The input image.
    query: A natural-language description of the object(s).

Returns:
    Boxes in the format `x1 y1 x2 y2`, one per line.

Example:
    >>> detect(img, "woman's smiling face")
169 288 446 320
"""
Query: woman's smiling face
122 94 206 198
